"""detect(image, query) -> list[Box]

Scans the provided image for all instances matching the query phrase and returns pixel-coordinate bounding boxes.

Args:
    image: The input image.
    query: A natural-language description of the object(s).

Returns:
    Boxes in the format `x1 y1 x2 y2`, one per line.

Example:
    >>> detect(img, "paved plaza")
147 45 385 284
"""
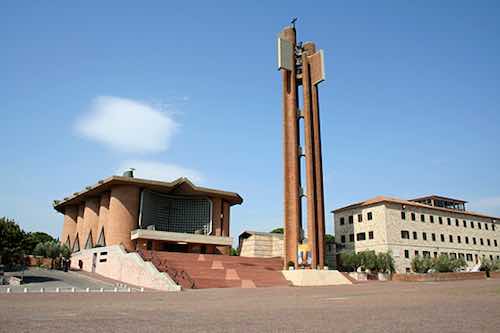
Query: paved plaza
1 278 500 332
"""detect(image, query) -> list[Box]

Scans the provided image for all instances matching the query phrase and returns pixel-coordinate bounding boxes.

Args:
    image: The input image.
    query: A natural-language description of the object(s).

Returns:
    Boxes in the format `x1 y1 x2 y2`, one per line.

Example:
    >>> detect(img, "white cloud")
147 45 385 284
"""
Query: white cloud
117 160 203 184
76 96 178 153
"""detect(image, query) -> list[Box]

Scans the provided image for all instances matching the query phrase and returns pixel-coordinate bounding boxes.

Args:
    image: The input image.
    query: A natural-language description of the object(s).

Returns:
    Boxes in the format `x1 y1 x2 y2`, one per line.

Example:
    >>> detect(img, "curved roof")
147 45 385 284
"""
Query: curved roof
53 176 243 213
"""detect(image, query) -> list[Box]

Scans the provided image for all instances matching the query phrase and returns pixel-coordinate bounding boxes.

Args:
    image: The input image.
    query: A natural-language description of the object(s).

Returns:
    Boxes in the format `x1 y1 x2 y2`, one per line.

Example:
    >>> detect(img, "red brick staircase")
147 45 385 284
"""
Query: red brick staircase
138 250 290 289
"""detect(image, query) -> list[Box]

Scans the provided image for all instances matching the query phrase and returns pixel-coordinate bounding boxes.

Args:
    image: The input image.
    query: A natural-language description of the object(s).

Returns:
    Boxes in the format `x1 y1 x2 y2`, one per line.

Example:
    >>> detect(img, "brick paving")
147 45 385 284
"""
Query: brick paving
1 279 500 332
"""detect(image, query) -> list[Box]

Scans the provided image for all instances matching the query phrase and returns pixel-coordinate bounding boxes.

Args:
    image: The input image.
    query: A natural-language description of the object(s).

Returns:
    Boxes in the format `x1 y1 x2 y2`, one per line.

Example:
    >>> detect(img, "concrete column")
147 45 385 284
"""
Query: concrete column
97 192 110 245
107 185 140 251
211 198 222 236
302 42 319 268
61 205 78 248
281 26 301 268
222 201 230 237
311 73 326 268
83 197 100 249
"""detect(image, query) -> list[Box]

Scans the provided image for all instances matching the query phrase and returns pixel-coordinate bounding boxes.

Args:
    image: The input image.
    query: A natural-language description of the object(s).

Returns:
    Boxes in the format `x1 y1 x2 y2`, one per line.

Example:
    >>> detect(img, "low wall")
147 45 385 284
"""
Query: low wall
70 245 180 291
25 256 53 267
393 271 486 282
490 271 500 279
282 269 352 286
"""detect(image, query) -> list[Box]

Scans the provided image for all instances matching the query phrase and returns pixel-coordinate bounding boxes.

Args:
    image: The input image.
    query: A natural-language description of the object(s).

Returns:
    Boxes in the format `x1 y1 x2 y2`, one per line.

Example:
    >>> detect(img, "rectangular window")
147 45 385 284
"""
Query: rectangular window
457 236 461 244
423 251 430 258
349 234 354 242
356 232 366 241
430 216 434 223
348 215 353 224
367 212 373 220
487 239 491 246
455 219 459 227
341 235 346 243
465 236 469 244
478 223 482 230
340 217 345 225
358 214 363 222
441 234 445 242
413 231 418 240
449 235 453 243
420 214 425 222
473 237 477 245
459 253 465 260
447 218 451 226
432 233 436 241
485 223 489 230
463 220 467 228
438 216 443 224
404 249 409 258
368 231 374 240
423 232 427 241
466 254 473 262
415 250 419 256
411 213 416 221
480 238 484 246
401 230 410 239
401 211 406 220
495 240 498 247
433 252 438 258
470 221 474 228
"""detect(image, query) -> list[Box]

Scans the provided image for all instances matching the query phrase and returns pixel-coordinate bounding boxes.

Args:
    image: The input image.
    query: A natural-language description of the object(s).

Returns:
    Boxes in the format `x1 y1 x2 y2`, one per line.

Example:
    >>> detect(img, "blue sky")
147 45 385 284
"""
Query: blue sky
1 1 500 240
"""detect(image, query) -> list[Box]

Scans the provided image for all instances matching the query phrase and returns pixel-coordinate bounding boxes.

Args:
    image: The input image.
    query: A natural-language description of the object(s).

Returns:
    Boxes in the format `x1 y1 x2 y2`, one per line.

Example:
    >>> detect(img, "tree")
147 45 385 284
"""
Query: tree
270 227 284 234
377 252 395 274
325 234 335 243
0 217 25 266
23 232 56 255
33 242 48 257
411 256 433 273
358 250 378 272
60 244 72 260
339 251 361 272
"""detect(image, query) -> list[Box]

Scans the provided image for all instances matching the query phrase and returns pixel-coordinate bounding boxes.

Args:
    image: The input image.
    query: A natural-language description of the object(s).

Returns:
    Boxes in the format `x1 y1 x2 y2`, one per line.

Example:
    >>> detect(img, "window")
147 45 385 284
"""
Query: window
368 231 374 240
420 214 425 222
423 251 430 258
478 223 482 230
490 255 494 261
439 216 443 224
495 240 498 247
349 234 354 242
423 232 427 241
432 233 436 241
348 216 353 224
411 212 416 221
459 253 465 260
440 234 445 242
470 221 474 228
485 223 489 230
341 235 346 243
401 211 406 220
475 254 479 263
413 231 418 240
340 217 345 225
487 239 491 246
457 236 461 244
356 232 366 241
466 254 473 262
406 267 411 273
358 214 363 222
430 216 434 223
473 237 477 245
415 250 419 256
447 218 451 226
433 252 438 258
367 212 373 220
480 238 484 246
404 250 409 258
465 236 469 244
463 220 467 228
455 219 459 227
449 235 453 243
401 230 410 239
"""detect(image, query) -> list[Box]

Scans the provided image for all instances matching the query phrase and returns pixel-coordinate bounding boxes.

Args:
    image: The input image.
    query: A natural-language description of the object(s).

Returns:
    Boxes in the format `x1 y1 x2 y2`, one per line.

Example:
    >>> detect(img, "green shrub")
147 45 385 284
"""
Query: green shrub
377 252 395 274
411 256 433 273
339 252 361 272
358 250 378 272
480 259 500 273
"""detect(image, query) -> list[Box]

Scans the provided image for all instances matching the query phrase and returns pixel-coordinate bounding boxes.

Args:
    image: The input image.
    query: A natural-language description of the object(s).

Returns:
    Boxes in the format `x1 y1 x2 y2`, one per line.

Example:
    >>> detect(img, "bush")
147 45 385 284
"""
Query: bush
480 259 500 273
432 254 466 273
33 242 47 257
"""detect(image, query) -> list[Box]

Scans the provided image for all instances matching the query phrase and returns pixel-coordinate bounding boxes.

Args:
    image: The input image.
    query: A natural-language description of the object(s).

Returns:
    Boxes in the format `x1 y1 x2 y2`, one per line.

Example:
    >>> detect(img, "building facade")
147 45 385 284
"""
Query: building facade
333 195 500 273
55 173 242 255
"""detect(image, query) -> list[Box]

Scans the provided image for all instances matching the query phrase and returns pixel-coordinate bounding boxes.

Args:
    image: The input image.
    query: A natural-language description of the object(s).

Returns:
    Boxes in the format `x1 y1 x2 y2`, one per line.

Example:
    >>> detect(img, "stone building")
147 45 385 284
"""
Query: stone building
54 173 242 255
333 195 500 273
